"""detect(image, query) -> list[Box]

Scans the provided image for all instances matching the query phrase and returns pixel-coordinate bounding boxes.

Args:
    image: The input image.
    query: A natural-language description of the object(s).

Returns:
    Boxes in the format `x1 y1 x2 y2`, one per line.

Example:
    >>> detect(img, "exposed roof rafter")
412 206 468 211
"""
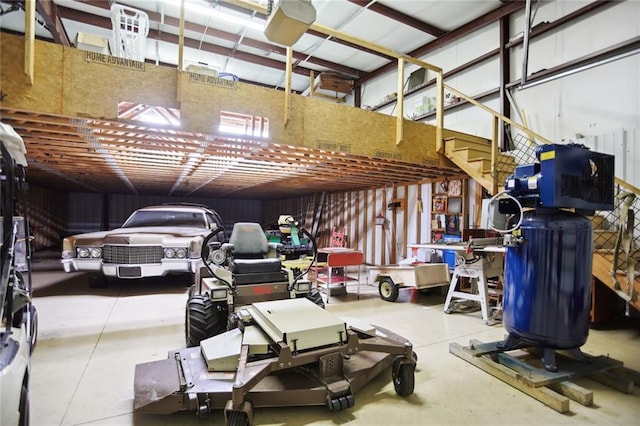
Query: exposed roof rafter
68 0 365 78
357 0 527 85
346 0 445 37
36 0 71 46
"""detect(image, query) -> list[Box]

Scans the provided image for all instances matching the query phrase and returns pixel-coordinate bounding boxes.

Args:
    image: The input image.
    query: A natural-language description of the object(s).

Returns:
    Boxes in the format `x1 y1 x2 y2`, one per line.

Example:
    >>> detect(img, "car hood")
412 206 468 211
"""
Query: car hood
64 227 210 245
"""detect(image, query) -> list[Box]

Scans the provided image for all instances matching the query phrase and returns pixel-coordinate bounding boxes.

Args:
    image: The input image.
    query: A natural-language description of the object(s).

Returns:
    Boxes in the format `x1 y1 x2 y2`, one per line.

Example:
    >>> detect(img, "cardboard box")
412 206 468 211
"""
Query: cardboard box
317 73 353 94
75 32 110 54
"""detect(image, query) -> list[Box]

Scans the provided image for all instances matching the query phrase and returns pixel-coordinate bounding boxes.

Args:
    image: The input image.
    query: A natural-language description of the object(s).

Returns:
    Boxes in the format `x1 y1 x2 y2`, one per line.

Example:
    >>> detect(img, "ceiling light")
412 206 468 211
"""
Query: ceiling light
165 0 265 31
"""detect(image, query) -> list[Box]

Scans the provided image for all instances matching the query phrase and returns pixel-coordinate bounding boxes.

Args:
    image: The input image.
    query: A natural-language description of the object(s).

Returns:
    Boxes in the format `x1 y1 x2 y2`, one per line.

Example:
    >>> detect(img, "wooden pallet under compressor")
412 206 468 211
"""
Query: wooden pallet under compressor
449 339 640 413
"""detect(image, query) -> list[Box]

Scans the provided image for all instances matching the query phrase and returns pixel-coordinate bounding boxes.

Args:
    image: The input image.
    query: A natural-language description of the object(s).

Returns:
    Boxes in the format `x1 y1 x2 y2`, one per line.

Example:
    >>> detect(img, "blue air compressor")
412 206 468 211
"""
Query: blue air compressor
498 143 615 371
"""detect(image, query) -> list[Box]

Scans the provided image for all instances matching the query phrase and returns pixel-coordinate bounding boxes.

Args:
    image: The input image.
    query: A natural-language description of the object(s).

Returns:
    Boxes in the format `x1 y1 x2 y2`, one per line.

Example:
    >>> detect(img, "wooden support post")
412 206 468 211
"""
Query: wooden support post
402 185 408 259
474 180 483 228
416 184 422 244
371 190 377 264
491 115 499 195
390 186 397 262
363 190 369 263
396 58 405 145
284 47 293 127
435 71 444 153
24 0 35 85
178 0 185 70
177 0 185 102
309 70 315 97
381 188 387 265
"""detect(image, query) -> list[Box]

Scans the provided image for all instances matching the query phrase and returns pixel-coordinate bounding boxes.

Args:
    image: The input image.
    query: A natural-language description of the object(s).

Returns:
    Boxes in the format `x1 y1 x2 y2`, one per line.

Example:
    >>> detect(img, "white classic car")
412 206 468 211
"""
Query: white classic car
61 204 224 287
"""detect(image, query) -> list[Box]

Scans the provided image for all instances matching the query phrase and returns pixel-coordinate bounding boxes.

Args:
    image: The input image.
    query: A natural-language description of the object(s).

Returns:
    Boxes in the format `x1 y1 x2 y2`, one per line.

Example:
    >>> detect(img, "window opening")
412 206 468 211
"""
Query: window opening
219 111 269 137
118 101 181 127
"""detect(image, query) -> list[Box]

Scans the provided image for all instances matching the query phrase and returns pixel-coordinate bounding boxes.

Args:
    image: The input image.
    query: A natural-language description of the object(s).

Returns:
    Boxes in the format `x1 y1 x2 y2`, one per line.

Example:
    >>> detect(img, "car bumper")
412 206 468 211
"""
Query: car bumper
61 258 200 278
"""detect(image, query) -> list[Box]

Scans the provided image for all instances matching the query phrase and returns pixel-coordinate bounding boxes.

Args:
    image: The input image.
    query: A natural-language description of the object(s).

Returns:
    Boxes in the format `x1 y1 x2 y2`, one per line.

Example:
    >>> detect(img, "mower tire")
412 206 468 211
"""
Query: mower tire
185 295 227 347
392 357 415 397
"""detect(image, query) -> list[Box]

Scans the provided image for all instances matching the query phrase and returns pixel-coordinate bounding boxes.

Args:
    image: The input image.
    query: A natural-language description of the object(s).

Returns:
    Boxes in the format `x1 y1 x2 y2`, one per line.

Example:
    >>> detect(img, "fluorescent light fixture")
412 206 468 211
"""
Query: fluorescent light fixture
165 0 265 31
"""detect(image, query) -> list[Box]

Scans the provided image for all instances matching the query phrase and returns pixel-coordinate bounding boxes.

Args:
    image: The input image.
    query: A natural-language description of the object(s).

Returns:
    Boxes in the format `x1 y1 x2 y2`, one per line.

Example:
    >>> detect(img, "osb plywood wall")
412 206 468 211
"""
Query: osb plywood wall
1 33 465 166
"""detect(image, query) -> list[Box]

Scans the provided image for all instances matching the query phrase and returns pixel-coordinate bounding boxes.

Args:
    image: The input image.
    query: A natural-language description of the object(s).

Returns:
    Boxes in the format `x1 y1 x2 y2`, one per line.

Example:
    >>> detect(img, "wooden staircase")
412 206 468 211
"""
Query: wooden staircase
591 223 640 314
442 134 640 315
443 135 516 193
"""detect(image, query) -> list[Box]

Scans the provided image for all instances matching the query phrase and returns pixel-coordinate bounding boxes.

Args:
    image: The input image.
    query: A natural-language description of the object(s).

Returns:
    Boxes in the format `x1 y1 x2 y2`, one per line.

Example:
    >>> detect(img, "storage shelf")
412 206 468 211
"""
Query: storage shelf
431 179 467 243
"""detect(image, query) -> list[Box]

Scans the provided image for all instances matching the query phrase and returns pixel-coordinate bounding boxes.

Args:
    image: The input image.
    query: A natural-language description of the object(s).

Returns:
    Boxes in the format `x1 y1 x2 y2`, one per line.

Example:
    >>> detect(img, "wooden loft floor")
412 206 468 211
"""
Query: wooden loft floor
0 33 475 198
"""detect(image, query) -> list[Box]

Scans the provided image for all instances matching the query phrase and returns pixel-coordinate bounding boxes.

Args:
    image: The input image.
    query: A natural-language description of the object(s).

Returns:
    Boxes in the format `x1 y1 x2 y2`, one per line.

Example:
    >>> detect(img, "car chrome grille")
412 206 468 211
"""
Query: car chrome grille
103 245 163 264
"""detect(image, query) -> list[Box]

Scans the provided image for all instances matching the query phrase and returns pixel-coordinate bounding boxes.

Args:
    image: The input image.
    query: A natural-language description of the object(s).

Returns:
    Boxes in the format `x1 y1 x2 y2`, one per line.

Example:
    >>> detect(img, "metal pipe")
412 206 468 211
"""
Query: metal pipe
520 0 532 86
520 46 639 89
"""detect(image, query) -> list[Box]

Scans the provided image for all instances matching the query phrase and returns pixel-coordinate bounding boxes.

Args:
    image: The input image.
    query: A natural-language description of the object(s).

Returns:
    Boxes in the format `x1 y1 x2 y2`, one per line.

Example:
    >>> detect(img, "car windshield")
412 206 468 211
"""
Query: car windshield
122 210 206 228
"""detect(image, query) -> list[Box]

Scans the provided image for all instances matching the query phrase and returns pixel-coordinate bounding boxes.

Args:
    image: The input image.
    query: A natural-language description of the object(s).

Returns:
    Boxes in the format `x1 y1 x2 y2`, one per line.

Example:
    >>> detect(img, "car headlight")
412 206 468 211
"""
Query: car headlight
77 247 102 259
164 248 187 259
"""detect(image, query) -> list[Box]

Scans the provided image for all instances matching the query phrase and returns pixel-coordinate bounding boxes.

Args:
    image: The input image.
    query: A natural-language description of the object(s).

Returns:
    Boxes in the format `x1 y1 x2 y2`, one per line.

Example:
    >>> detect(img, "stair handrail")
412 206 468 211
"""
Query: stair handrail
616 177 640 196
443 83 639 312
443 83 552 193
443 84 553 145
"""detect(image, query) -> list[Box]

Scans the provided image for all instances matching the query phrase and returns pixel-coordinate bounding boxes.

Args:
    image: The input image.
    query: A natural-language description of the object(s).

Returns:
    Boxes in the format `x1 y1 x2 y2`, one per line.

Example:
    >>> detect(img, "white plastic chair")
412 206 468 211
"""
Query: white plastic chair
110 4 149 62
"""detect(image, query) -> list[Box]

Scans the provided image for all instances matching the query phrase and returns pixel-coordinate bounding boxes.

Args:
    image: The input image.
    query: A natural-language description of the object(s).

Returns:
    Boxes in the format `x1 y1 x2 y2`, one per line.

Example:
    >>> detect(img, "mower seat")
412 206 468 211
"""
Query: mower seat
228 223 287 284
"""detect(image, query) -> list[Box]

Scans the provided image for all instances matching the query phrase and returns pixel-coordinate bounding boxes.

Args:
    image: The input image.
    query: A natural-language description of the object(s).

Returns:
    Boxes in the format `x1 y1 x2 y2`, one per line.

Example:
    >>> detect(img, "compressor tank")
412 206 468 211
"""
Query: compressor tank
503 210 593 349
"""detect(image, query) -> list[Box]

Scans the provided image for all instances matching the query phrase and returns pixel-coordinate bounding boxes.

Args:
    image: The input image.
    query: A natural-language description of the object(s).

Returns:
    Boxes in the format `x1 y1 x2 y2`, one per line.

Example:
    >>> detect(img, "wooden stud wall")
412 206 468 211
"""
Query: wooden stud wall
263 176 474 266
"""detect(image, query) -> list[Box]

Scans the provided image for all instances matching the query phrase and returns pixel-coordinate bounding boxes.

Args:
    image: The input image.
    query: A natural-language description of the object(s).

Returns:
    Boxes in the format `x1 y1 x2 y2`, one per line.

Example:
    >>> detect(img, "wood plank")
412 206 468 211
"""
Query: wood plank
592 252 640 314
589 371 634 394
449 343 570 413
496 351 623 387
610 366 640 386
547 381 593 406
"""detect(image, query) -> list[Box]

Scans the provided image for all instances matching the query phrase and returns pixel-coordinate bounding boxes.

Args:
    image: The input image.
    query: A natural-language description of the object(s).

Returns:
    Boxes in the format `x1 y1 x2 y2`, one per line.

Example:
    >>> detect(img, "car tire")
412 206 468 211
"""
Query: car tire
88 272 107 288
19 380 29 426
185 295 227 347
29 305 38 353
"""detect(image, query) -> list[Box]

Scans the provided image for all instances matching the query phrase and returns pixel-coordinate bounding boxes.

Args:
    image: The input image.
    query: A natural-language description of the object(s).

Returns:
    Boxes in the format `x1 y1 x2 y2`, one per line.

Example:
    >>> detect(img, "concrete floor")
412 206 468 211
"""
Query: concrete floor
29 254 640 426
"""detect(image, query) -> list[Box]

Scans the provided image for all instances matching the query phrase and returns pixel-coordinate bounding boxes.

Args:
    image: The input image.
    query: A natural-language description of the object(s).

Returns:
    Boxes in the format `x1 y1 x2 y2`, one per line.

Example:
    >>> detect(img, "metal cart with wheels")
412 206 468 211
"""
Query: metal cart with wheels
366 263 450 302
